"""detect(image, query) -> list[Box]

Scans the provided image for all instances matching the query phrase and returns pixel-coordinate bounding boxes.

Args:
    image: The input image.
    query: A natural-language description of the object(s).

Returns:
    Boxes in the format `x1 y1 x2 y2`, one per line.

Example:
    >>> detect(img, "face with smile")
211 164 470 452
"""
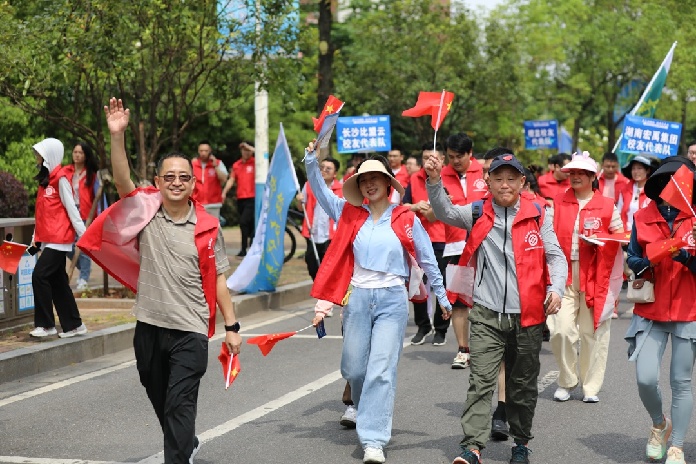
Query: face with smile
320 160 336 184
154 157 195 205
631 163 649 184
568 169 595 195
488 166 524 207
358 171 390 203
447 149 472 174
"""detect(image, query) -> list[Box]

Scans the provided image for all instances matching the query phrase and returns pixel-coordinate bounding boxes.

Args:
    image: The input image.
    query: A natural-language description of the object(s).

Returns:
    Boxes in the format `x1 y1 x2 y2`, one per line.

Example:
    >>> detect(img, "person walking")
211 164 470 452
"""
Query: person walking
626 156 696 464
537 153 571 202
426 152 567 464
191 140 228 219
305 142 451 464
79 98 242 464
29 138 88 338
619 155 656 231
222 141 255 256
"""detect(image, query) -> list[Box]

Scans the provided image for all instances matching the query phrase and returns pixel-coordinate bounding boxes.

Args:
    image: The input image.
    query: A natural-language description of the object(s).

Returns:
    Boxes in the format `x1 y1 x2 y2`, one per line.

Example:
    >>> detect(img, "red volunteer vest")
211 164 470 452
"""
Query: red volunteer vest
597 173 629 205
192 158 223 205
311 205 424 305
301 180 343 240
450 197 548 328
441 160 487 244
521 191 550 209
409 168 445 242
34 166 75 244
620 181 651 229
554 189 620 328
633 203 696 322
62 164 96 221
232 157 256 199
393 165 410 189
538 172 570 200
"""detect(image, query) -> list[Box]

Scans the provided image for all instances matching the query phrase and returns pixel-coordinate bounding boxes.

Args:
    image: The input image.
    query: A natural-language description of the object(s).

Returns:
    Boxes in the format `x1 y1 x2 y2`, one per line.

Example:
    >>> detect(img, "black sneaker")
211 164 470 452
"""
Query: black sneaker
453 448 481 464
510 443 530 464
432 331 446 346
491 418 509 441
190 436 202 463
410 328 433 345
236 250 247 258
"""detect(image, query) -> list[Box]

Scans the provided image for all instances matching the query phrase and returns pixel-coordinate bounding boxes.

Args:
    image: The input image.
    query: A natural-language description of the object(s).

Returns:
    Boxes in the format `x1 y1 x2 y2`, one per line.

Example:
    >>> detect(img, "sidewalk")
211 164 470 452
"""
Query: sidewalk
0 226 313 383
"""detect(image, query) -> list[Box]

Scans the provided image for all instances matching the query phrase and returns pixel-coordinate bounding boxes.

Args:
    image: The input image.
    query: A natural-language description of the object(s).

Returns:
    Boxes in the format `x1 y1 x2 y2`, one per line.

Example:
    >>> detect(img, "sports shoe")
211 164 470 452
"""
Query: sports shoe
510 443 531 463
340 405 357 428
410 328 433 345
29 327 57 337
452 351 470 369
666 446 685 464
363 446 385 463
582 395 599 403
58 324 88 338
189 436 202 463
553 386 574 402
612 309 619 319
646 417 672 460
491 418 509 441
432 331 446 346
452 448 481 464
76 278 89 292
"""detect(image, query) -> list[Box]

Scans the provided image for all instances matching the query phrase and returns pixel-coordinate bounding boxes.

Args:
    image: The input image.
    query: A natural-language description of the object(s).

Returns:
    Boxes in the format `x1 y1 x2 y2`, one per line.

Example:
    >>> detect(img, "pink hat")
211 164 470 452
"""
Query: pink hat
561 151 597 174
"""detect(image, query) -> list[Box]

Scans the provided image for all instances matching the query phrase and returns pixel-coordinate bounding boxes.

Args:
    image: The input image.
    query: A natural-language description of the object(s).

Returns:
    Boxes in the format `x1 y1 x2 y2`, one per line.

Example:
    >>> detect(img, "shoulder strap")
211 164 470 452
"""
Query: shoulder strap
471 200 484 227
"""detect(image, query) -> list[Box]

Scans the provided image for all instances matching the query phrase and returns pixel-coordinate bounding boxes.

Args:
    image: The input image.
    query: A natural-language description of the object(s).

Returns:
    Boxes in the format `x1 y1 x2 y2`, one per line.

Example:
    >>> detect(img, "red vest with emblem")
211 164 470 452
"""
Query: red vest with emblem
554 189 621 328
538 172 570 200
393 165 410 189
192 158 223 205
34 166 75 244
441 160 488 244
311 205 425 305
409 168 445 242
521 191 550 209
301 180 343 240
449 197 547 328
62 164 96 221
619 181 651 229
633 203 696 322
597 173 629 205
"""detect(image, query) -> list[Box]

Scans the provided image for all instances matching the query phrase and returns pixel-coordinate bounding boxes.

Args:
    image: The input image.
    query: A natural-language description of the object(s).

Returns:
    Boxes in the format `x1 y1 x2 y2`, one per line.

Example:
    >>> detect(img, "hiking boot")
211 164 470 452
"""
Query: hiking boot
647 417 672 460
666 446 685 464
491 418 509 441
510 443 530 464
410 328 433 345
452 448 481 464
451 351 470 369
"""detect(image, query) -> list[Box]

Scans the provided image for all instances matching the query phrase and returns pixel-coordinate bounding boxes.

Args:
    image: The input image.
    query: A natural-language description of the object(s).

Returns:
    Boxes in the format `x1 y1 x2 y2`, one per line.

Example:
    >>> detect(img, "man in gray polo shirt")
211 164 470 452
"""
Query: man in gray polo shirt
103 98 242 464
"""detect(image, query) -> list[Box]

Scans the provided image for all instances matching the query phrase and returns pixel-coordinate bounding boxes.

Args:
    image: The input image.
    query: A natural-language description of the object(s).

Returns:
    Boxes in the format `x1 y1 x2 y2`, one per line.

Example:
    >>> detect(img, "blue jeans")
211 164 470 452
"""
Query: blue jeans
67 241 92 282
341 285 409 449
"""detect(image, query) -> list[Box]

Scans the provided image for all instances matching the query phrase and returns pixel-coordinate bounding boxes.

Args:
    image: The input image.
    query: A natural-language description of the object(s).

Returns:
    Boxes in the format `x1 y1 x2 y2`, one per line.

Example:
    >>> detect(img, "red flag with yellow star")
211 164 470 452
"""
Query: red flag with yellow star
402 90 455 130
313 95 344 133
218 343 241 390
646 237 686 263
593 231 632 244
0 241 28 274
246 332 296 356
659 164 696 217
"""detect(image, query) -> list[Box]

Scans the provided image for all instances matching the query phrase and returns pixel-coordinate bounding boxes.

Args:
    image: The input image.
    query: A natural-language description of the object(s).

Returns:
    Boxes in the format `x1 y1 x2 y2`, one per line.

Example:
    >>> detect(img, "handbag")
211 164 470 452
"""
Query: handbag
627 276 654 303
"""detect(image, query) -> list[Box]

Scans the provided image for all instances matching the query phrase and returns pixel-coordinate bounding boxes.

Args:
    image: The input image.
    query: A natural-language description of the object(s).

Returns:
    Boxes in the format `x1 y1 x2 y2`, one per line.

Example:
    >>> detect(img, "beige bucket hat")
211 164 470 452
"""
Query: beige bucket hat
342 159 405 206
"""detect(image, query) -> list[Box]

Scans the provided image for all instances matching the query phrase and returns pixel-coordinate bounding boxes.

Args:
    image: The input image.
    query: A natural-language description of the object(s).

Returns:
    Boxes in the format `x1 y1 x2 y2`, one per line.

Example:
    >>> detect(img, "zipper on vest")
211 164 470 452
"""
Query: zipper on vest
503 207 508 314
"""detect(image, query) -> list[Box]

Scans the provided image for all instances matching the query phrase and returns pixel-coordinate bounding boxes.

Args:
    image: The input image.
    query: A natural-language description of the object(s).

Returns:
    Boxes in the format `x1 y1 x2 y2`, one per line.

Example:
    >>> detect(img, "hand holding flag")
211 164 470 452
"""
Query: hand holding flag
659 164 696 217
218 343 241 390
0 241 28 274
646 237 686 263
313 95 344 133
402 90 455 131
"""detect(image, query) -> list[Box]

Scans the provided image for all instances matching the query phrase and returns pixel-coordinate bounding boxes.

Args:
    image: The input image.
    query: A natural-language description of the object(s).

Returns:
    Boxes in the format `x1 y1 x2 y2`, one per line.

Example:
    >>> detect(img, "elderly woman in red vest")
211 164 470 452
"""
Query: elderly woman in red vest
549 151 624 404
29 138 88 338
305 142 451 464
626 157 696 464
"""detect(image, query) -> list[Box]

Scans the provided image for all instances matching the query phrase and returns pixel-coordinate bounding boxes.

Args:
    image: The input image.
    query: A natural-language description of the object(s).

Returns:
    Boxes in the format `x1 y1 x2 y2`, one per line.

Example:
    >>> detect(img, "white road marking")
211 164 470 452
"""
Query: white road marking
0 309 313 409
0 458 123 464
537 370 559 393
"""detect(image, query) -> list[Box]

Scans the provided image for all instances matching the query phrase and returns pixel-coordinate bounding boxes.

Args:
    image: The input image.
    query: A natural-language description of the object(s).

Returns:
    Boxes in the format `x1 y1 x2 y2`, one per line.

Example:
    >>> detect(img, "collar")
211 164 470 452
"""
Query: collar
158 202 197 225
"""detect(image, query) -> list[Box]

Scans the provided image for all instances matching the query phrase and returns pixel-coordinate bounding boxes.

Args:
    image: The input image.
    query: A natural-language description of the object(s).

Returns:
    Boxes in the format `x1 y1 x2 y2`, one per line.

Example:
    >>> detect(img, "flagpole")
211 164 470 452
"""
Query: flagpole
226 354 233 388
612 41 678 153
433 90 447 153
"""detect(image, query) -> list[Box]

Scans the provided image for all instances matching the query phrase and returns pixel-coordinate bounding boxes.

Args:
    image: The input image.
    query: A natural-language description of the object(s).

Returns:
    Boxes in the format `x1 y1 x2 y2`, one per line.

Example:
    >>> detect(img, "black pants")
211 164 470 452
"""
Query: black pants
305 239 331 281
32 247 82 331
134 322 208 464
237 197 255 252
413 248 450 334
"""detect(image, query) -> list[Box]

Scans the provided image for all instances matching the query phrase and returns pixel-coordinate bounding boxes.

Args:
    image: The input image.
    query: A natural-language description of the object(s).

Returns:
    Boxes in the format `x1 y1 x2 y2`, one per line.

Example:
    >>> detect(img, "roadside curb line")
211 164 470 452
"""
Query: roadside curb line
0 280 313 384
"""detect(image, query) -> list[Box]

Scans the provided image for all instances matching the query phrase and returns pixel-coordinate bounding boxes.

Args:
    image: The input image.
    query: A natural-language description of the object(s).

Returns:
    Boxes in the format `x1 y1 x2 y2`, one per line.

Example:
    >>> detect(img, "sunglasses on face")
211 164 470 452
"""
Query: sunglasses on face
159 174 192 183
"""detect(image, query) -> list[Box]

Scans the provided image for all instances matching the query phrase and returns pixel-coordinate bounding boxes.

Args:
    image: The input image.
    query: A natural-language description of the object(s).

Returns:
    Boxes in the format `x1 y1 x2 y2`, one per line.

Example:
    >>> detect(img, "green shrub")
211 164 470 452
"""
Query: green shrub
0 171 29 217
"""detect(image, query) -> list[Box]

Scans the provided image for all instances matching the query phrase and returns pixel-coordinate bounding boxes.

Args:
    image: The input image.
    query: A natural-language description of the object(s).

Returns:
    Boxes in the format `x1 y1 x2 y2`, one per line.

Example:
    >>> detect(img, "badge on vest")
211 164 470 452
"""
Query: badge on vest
682 231 696 249
524 230 544 251
44 186 56 197
473 178 487 192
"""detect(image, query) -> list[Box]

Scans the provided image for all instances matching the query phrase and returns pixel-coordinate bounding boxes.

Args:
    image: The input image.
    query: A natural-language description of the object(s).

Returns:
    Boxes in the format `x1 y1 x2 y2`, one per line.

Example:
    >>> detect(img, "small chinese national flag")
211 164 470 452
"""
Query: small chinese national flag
0 241 28 274
646 237 686 263
218 343 241 390
593 232 632 244
402 90 455 130
313 95 344 133
246 332 296 356
659 165 696 217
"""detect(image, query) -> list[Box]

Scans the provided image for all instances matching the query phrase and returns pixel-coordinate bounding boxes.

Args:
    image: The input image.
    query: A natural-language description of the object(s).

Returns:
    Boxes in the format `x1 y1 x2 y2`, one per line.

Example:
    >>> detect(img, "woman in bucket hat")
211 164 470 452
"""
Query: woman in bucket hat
619 155 658 231
304 141 451 464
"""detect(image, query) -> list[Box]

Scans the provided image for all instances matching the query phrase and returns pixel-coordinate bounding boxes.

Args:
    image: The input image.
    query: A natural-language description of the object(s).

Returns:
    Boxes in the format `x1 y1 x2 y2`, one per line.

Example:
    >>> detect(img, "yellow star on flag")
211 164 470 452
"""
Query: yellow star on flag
325 104 334 114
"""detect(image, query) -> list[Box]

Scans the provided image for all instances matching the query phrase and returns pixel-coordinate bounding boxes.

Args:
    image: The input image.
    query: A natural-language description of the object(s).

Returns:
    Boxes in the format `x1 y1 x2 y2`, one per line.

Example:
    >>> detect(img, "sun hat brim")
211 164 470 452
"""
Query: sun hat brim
342 159 405 206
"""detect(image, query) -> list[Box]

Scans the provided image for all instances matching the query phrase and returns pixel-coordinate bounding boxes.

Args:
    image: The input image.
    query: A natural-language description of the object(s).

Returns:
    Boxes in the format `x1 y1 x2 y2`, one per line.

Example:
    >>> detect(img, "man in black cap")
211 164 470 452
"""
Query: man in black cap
425 153 568 464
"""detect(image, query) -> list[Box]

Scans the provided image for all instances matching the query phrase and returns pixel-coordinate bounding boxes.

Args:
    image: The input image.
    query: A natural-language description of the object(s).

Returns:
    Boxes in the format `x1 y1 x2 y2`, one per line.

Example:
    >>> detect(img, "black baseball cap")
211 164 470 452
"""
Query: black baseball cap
488 153 525 175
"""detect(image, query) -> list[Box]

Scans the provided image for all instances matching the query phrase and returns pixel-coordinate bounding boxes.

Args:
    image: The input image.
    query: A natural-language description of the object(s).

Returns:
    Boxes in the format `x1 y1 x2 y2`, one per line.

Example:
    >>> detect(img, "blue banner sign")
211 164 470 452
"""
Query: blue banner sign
524 120 559 150
620 115 682 159
337 115 391 153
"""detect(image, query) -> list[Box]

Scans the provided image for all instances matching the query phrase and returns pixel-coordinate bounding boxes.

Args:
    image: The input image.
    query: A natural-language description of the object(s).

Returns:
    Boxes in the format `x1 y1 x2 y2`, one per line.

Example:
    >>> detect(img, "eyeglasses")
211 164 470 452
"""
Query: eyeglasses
159 174 192 183
320 166 335 172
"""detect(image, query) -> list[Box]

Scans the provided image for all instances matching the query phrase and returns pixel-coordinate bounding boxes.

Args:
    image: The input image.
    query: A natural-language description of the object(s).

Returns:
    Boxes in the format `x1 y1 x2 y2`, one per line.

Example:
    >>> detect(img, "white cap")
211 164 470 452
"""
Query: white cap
561 151 597 174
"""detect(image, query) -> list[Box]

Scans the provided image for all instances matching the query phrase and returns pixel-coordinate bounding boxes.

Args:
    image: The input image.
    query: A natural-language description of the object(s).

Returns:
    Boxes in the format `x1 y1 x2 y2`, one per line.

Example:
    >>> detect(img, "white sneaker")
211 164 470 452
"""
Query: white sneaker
29 327 57 337
59 324 88 338
363 446 385 463
554 386 574 402
582 395 600 403
451 351 470 369
75 279 89 292
340 405 357 428
325 307 334 317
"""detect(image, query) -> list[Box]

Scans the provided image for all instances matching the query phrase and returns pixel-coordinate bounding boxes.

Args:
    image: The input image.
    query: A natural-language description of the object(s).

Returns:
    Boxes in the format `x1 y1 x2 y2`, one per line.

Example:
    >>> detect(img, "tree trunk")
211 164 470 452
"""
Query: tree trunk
317 0 333 114
572 118 581 153
680 93 689 156
138 120 147 181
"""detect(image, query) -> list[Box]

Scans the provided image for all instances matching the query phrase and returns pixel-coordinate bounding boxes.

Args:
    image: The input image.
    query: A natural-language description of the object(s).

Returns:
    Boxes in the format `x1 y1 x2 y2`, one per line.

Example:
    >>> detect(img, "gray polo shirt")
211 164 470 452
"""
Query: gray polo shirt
133 204 230 335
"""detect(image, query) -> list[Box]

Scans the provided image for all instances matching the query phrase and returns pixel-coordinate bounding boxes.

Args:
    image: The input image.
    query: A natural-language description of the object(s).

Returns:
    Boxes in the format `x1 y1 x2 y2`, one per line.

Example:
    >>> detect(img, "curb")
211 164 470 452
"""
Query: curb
0 280 314 384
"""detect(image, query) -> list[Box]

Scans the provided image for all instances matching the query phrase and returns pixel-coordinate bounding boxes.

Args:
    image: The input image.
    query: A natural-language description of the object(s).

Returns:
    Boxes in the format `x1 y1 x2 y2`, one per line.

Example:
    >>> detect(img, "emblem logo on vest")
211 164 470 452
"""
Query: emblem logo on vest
682 231 696 249
404 223 413 240
208 169 216 176
583 217 602 234
473 178 487 191
44 186 55 197
524 230 543 251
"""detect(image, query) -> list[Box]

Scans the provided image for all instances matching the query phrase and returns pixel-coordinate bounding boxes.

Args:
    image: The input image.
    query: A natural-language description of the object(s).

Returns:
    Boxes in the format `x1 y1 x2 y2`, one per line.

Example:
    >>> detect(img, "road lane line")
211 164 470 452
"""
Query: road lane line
0 456 126 463
537 370 559 393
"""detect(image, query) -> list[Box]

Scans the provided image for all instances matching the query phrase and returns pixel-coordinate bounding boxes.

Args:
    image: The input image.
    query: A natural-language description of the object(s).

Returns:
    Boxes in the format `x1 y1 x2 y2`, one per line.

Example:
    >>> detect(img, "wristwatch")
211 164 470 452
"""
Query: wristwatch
224 322 241 333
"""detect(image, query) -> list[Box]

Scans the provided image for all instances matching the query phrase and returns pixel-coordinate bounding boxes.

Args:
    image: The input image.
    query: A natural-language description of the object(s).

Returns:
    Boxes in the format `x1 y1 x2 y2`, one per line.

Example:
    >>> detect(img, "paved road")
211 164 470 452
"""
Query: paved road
0 297 693 464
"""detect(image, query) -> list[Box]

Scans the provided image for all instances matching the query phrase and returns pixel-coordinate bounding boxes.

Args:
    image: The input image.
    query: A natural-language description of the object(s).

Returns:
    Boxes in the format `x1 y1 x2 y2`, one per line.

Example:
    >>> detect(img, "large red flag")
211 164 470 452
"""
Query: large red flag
313 95 344 133
646 237 686 263
659 165 696 217
0 241 28 274
402 90 455 130
247 332 297 356
218 343 241 389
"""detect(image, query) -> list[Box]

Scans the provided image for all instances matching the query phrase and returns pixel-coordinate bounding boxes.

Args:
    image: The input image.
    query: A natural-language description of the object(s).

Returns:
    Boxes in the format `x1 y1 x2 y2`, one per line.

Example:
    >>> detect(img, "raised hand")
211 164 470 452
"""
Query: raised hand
424 153 443 183
104 97 130 135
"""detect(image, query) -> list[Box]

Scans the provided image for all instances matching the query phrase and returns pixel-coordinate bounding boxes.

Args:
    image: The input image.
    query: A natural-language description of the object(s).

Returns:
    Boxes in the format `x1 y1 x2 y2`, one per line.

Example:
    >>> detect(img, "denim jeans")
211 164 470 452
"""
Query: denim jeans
68 241 92 282
341 285 409 449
